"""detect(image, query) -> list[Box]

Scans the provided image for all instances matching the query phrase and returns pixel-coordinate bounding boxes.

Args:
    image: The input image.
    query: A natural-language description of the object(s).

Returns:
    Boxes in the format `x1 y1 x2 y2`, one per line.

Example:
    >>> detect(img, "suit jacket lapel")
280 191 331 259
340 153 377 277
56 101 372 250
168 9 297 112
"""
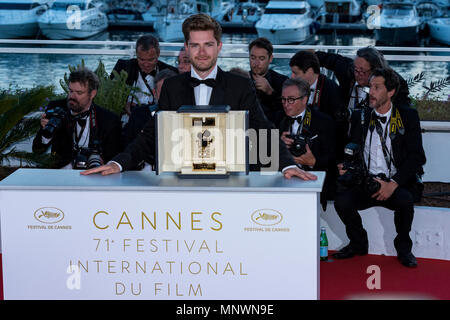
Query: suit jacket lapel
181 72 195 106
209 67 225 105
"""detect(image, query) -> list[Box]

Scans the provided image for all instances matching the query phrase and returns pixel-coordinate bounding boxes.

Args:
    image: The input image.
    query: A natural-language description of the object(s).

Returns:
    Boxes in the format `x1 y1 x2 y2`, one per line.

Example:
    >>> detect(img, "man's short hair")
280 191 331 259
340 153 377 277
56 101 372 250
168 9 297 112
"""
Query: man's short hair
356 46 386 71
282 77 310 100
69 67 99 93
289 50 320 74
136 34 160 52
154 69 177 84
371 67 399 95
248 37 273 57
182 13 222 44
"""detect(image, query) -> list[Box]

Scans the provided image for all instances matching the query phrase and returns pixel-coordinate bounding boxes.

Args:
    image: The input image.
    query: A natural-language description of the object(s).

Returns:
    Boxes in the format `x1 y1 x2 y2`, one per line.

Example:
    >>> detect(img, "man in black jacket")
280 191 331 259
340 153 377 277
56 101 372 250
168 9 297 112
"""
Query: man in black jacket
33 68 122 169
248 37 288 128
290 50 348 162
82 14 316 181
280 78 336 208
315 47 410 116
111 35 178 115
332 67 426 268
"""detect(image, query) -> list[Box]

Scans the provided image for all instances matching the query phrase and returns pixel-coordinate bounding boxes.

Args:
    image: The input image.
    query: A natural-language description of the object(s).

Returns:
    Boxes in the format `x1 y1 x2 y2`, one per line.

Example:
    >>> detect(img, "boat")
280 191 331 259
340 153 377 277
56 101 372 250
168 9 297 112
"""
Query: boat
214 1 264 29
374 0 422 45
154 0 208 42
255 0 314 45
0 0 51 39
38 0 108 39
322 0 361 23
428 17 450 45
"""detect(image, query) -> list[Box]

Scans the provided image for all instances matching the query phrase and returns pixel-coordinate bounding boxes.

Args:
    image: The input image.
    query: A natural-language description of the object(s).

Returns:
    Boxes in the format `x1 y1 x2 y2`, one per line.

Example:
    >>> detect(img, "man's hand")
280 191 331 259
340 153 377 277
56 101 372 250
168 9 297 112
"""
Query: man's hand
283 167 317 181
125 102 136 116
80 162 121 176
40 113 49 129
337 163 347 176
371 179 398 201
253 74 274 95
295 144 316 167
281 131 293 148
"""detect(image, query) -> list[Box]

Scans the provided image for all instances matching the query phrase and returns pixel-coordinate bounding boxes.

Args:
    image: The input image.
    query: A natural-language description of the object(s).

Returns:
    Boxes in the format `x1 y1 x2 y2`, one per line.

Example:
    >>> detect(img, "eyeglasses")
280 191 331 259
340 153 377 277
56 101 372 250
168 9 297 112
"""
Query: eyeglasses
354 68 371 76
281 95 305 104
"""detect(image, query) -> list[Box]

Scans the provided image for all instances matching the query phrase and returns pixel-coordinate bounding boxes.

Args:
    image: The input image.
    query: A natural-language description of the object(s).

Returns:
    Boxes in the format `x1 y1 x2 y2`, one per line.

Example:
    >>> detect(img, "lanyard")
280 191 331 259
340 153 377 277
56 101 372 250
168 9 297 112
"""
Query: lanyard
368 116 393 176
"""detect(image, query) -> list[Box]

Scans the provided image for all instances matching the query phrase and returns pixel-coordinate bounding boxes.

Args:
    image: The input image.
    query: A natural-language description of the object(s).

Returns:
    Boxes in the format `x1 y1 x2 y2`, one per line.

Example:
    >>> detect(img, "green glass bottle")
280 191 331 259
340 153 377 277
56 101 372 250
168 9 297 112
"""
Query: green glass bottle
320 227 328 261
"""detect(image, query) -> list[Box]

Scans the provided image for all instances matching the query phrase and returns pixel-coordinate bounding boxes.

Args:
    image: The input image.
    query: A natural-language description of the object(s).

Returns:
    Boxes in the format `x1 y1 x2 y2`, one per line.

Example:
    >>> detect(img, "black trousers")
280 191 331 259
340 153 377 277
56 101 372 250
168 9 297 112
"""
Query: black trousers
334 186 415 255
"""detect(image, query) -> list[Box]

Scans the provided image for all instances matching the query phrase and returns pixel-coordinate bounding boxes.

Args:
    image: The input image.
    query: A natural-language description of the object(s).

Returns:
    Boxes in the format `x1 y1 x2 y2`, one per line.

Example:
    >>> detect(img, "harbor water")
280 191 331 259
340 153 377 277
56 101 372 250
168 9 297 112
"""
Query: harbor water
0 29 449 100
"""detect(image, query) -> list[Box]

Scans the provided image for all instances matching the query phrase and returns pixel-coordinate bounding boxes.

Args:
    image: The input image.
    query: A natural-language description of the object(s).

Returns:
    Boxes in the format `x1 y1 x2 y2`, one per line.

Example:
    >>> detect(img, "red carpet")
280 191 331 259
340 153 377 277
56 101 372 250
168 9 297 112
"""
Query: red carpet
1 252 449 300
320 252 450 300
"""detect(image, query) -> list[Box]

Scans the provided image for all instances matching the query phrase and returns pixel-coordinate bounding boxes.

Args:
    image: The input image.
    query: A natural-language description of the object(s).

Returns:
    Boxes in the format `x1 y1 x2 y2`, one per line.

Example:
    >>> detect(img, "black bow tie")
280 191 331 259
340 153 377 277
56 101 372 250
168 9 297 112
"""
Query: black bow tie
374 114 387 124
189 77 217 88
71 109 90 127
142 69 157 78
289 116 302 125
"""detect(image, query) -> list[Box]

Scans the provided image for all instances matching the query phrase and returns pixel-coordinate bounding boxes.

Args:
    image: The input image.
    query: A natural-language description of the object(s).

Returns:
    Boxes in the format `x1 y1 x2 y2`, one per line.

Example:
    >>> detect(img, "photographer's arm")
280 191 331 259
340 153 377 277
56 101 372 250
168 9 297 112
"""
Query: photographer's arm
32 113 51 154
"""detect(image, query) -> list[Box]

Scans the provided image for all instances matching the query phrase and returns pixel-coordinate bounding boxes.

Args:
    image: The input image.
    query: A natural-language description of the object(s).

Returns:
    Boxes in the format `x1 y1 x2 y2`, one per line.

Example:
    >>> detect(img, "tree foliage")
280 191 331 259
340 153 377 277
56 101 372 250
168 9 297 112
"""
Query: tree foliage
0 86 56 166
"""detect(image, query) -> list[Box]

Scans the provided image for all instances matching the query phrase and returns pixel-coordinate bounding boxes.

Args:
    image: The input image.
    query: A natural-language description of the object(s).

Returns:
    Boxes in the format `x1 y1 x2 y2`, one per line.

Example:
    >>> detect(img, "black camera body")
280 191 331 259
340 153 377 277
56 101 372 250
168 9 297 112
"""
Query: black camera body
73 142 103 170
337 143 366 188
288 134 313 157
42 107 69 139
364 173 390 195
338 142 391 195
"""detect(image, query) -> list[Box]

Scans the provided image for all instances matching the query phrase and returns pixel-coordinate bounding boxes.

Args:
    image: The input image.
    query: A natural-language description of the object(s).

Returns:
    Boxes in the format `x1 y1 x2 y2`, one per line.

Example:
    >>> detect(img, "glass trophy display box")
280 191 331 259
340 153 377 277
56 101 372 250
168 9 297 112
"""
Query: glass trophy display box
155 105 249 177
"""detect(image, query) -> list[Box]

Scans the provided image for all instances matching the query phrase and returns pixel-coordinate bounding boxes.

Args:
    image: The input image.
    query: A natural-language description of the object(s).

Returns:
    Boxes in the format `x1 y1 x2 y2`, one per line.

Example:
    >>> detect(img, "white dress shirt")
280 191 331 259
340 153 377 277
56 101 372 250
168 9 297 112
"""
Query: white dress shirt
130 72 155 105
364 106 397 178
307 78 318 106
191 65 218 105
290 109 306 135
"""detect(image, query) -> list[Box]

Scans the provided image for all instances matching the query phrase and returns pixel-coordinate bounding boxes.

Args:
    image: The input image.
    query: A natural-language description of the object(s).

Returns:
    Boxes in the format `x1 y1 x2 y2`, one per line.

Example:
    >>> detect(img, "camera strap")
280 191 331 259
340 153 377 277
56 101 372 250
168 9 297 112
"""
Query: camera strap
291 107 311 136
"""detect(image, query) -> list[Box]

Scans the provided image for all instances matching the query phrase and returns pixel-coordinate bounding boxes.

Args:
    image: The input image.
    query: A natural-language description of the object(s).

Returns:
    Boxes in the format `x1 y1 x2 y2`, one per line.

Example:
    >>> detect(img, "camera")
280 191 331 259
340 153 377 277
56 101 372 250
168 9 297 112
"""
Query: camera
337 142 391 195
73 142 103 169
288 134 316 157
337 143 366 188
41 107 69 139
364 173 390 195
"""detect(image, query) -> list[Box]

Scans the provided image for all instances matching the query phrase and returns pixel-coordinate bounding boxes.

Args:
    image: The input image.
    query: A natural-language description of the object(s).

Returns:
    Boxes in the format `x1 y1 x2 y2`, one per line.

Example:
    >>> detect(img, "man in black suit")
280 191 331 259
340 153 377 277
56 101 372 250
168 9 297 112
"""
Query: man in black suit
111 35 178 115
123 68 177 159
289 50 348 162
279 78 336 208
33 68 122 169
82 13 316 181
248 37 288 128
315 47 410 116
332 67 426 268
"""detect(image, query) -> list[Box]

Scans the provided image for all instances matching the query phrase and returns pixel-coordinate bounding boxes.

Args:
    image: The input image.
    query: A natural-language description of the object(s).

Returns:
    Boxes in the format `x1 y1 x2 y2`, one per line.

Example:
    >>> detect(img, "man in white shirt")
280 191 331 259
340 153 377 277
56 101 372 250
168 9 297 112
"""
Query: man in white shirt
82 13 316 181
333 68 426 268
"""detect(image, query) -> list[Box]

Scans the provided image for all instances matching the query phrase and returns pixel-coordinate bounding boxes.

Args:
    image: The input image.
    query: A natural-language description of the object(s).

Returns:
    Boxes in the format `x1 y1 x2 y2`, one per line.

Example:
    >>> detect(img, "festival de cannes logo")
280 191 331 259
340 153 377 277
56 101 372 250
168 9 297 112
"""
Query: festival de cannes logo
34 207 65 224
251 209 283 226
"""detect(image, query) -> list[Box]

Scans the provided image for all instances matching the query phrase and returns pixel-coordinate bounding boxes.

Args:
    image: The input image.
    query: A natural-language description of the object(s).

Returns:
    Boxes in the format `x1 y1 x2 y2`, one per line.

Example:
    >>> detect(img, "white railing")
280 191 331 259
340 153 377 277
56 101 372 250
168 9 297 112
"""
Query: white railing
1 40 450 61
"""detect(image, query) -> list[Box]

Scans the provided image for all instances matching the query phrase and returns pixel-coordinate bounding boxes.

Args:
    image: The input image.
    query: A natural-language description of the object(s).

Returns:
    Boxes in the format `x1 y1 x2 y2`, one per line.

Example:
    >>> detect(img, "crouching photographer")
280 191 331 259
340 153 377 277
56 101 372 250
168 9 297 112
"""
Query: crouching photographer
280 78 337 209
333 67 426 268
32 68 122 169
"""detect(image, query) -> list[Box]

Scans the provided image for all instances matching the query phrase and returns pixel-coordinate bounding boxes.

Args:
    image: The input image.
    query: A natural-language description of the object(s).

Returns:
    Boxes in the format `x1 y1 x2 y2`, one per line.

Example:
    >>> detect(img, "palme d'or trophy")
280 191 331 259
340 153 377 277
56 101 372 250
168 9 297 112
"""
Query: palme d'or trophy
155 105 248 177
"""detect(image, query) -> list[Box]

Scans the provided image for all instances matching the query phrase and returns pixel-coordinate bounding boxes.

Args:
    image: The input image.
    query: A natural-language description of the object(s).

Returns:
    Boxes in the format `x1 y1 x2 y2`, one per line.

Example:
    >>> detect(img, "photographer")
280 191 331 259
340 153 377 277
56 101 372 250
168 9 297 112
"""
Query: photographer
315 46 410 116
111 35 178 117
32 68 122 169
280 78 336 208
333 68 426 268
